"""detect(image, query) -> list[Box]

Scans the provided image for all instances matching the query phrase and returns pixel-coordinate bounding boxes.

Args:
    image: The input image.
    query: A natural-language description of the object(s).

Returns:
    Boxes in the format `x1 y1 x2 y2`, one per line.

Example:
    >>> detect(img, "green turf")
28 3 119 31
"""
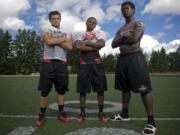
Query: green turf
0 74 180 135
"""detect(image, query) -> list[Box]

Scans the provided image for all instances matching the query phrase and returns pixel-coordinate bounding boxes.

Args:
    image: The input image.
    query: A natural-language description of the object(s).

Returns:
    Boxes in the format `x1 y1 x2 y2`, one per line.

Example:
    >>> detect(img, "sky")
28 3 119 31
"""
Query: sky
0 0 180 57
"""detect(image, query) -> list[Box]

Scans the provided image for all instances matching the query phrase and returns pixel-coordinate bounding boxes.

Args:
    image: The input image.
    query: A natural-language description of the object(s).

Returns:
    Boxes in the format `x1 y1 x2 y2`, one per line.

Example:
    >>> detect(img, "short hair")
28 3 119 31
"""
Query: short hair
121 1 135 12
87 17 97 24
49 11 61 21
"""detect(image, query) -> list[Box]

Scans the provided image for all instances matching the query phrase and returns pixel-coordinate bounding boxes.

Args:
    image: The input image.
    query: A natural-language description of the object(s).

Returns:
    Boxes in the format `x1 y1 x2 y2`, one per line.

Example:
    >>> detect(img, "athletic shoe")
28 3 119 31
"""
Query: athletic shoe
98 112 108 123
142 124 156 135
77 113 85 123
57 111 70 122
109 113 130 121
36 112 46 126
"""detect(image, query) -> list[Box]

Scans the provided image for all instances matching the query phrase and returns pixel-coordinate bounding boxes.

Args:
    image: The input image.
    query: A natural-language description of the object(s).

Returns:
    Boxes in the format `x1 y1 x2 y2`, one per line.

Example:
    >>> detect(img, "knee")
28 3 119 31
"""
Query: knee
58 91 66 95
98 91 104 96
141 91 150 96
41 91 49 97
80 93 86 97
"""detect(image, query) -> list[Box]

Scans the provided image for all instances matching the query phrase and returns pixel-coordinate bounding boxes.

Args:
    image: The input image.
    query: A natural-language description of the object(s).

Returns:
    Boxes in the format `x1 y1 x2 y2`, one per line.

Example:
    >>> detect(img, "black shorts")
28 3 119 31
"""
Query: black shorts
115 51 152 93
77 64 107 93
38 59 69 93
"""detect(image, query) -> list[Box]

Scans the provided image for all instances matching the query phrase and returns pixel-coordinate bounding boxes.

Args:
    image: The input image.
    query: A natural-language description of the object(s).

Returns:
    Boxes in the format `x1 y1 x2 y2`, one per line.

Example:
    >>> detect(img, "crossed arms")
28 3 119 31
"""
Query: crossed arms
111 29 144 48
43 32 73 50
74 39 105 51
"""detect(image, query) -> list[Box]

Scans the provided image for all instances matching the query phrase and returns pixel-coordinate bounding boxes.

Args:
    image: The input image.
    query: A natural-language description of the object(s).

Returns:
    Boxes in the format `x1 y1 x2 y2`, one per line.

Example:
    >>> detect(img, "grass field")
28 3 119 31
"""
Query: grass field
0 74 180 135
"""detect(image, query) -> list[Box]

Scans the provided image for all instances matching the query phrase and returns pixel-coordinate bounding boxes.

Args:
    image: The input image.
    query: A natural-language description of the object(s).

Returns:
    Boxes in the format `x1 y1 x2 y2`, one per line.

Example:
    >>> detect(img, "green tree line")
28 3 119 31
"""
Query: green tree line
0 28 180 74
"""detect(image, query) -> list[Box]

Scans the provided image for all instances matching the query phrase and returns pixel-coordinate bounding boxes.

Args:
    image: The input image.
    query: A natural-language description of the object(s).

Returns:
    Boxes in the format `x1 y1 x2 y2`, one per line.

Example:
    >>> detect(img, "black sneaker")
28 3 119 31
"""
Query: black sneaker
58 111 70 122
109 113 130 121
36 112 46 126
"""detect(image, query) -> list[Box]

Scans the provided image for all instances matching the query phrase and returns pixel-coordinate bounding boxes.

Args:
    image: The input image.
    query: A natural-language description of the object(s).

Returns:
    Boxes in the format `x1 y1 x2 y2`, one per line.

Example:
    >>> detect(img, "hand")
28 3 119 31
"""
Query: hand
123 32 132 38
74 40 84 49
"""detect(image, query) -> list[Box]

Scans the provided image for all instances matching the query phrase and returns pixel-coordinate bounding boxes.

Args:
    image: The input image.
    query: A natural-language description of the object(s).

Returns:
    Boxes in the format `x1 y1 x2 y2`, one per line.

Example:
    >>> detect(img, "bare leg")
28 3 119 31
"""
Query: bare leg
80 95 86 107
122 91 131 109
141 92 153 116
57 94 64 105
40 96 48 108
97 96 104 105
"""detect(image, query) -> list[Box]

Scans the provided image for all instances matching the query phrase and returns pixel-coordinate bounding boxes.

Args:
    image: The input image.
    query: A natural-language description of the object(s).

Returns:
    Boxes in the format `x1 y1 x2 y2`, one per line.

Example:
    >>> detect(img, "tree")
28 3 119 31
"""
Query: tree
149 50 159 72
13 29 43 74
67 49 80 73
102 54 117 72
168 45 180 72
159 48 167 72
0 29 13 74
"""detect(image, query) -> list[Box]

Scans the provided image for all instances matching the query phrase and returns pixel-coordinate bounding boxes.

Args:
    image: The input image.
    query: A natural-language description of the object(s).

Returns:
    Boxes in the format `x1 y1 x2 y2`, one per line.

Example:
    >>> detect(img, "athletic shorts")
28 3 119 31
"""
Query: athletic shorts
115 51 152 93
77 64 107 93
38 59 69 93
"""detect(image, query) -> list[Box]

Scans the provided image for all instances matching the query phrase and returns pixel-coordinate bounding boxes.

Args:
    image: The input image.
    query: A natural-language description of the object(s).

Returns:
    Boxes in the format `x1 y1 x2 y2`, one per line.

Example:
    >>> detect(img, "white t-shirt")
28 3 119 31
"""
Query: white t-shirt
39 25 70 61
72 30 106 64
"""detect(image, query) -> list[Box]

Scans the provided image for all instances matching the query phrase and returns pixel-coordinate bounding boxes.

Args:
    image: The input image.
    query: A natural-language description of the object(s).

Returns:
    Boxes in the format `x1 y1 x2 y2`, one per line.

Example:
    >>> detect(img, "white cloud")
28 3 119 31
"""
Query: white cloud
38 11 102 33
36 7 47 14
164 40 180 53
0 0 32 31
82 3 106 23
177 33 180 38
134 0 145 6
39 15 51 28
165 17 172 22
1 17 33 31
153 32 166 40
100 35 180 57
35 0 122 24
106 0 123 5
106 5 121 22
141 35 180 56
163 24 174 30
142 0 180 15
100 38 119 56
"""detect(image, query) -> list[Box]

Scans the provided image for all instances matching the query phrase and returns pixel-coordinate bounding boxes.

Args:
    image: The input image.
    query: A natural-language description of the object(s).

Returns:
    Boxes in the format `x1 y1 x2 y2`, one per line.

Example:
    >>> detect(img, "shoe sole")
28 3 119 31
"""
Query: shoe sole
142 132 155 135
36 120 46 127
77 119 85 123
109 118 130 122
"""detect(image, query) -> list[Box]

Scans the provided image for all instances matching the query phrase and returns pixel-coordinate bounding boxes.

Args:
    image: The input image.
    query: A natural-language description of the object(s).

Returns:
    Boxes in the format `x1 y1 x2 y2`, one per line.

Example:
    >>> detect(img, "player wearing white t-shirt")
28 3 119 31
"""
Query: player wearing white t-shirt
36 11 72 127
73 17 108 123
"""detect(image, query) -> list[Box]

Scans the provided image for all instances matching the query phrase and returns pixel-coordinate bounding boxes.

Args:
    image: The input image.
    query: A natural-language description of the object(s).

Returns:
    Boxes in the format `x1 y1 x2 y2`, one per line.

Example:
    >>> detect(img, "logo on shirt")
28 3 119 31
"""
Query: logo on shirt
120 25 134 34
83 32 97 41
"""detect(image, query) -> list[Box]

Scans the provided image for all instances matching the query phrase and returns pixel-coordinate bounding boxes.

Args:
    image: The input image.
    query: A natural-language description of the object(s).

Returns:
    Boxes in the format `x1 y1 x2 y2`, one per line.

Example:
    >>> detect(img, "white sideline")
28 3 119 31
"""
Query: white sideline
0 114 180 120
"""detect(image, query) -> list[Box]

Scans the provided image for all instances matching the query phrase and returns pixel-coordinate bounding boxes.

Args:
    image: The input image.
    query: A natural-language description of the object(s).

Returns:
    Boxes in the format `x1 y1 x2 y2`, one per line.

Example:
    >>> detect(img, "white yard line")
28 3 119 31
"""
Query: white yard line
0 114 180 120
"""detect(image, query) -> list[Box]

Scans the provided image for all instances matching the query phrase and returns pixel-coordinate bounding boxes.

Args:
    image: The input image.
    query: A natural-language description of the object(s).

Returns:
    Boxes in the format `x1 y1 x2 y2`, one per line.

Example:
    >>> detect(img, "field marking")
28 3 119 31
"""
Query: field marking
48 100 122 113
0 114 180 121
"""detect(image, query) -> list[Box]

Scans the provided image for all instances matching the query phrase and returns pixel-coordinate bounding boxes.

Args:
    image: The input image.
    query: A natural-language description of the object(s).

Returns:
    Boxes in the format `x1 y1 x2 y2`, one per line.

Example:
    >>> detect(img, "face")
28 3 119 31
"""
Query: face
86 18 96 31
121 4 134 18
50 14 61 28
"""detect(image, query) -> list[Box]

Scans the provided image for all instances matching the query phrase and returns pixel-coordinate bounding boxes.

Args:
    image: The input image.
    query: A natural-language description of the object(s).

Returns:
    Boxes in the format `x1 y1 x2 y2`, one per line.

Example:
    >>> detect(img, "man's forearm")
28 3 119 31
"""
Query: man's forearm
121 30 143 45
60 38 73 50
44 36 65 46
85 42 101 49
74 43 96 51
85 40 104 49
111 36 123 48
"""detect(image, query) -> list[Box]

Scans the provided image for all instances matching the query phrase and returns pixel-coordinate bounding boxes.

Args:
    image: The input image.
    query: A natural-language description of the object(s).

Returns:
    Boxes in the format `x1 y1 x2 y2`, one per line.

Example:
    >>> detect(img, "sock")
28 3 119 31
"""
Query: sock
58 105 64 112
121 108 128 117
80 107 85 114
148 115 156 127
99 105 104 113
40 107 46 113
